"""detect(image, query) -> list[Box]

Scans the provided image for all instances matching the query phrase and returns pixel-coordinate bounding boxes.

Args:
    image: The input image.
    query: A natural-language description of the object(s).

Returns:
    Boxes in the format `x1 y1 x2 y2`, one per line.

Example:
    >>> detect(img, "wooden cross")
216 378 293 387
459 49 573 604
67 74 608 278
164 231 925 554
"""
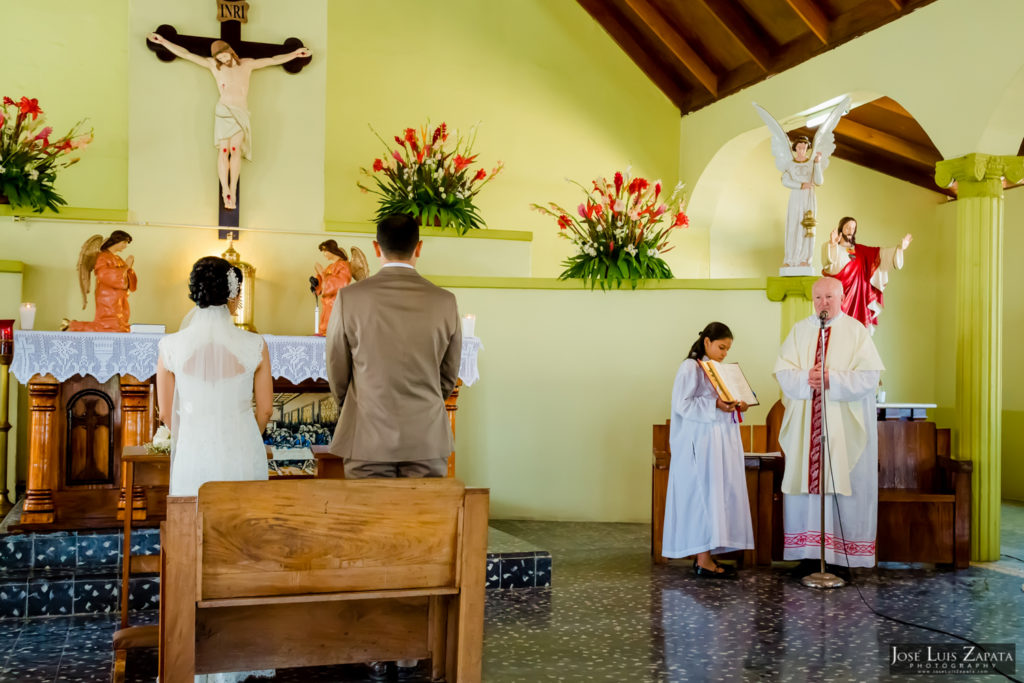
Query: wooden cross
146 0 311 227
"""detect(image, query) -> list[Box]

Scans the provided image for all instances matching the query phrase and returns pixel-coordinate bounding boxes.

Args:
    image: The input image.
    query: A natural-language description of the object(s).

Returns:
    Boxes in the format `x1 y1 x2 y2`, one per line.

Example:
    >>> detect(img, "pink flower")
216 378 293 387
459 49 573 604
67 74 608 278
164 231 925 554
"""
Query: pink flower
613 199 625 213
391 150 405 165
577 203 587 218
654 204 667 217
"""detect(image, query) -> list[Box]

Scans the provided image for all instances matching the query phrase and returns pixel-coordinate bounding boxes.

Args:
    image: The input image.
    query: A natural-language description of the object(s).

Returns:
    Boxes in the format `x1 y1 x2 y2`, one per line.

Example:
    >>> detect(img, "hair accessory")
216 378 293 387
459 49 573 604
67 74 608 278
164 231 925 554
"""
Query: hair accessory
226 269 240 299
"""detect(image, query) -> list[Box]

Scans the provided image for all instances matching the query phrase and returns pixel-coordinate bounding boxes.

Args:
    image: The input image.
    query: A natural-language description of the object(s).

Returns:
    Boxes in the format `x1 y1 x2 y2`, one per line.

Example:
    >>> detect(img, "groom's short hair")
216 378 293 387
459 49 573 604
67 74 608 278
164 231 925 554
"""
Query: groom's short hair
376 214 419 259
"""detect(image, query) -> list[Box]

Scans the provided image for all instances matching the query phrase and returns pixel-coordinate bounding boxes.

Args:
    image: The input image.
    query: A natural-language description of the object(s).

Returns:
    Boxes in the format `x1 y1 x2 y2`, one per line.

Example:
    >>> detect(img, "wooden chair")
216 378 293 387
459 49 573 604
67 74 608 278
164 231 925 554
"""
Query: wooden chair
112 448 169 683
876 420 972 568
651 419 783 566
159 478 489 683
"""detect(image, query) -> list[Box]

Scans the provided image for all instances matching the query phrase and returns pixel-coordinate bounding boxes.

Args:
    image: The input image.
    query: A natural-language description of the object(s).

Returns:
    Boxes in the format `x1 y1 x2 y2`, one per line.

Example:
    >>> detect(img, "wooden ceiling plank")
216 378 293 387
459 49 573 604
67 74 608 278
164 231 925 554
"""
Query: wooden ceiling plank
623 0 719 96
577 0 689 110
834 141 952 196
865 96 913 118
783 0 829 44
886 0 904 10
835 118 940 167
696 0 772 72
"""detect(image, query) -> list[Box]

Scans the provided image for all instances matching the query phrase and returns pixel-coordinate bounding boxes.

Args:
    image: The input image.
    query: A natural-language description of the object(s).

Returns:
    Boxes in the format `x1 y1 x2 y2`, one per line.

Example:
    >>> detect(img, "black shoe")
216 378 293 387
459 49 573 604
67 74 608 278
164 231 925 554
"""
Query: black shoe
367 661 389 682
694 564 737 579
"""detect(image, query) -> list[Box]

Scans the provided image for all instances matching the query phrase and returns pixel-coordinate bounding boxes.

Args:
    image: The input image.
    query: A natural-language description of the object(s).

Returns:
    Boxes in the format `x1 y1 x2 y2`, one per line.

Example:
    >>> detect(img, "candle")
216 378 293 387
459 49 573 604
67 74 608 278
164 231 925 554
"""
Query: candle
462 314 476 337
0 319 13 363
19 303 35 331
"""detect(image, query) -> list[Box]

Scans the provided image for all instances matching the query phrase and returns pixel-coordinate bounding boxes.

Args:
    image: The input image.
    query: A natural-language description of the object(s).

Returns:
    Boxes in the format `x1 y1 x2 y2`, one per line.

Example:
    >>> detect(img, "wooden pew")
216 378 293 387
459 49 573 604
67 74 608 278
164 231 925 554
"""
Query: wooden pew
159 478 489 683
651 419 783 566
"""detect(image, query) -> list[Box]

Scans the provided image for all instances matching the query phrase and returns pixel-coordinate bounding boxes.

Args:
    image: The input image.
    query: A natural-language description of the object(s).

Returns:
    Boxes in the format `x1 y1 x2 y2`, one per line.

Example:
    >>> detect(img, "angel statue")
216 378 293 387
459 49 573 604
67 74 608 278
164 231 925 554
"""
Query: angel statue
753 95 851 270
309 240 369 336
63 230 137 333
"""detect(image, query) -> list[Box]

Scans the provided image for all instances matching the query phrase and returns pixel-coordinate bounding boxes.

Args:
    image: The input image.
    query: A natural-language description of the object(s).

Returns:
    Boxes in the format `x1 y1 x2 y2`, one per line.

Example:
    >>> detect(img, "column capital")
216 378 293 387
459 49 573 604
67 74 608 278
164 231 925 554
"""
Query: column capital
765 275 816 302
936 154 1024 198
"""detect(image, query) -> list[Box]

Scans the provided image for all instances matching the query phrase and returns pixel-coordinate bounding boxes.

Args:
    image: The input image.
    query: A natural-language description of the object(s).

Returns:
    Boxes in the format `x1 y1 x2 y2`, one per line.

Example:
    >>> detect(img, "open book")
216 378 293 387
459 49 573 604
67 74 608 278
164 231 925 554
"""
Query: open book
698 360 759 406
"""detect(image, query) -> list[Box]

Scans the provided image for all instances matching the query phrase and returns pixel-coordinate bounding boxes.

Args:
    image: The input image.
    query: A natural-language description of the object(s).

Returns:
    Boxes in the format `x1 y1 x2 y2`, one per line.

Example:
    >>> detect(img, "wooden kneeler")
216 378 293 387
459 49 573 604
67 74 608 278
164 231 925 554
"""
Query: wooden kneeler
159 478 489 683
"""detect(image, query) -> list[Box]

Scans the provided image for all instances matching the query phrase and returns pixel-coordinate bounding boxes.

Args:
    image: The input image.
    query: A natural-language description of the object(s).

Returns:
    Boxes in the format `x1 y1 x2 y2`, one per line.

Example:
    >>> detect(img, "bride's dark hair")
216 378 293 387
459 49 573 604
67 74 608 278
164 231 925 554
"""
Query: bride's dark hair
188 256 242 308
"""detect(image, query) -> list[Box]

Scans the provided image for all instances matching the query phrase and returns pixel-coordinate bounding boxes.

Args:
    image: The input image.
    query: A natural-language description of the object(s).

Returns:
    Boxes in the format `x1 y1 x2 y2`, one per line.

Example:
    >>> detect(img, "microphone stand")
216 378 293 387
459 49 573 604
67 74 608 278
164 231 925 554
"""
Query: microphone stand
802 311 846 589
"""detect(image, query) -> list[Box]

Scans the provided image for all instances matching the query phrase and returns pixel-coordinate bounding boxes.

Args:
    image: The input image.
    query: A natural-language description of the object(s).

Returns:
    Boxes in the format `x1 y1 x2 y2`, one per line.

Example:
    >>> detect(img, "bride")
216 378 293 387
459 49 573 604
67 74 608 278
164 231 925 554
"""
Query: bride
155 256 274 683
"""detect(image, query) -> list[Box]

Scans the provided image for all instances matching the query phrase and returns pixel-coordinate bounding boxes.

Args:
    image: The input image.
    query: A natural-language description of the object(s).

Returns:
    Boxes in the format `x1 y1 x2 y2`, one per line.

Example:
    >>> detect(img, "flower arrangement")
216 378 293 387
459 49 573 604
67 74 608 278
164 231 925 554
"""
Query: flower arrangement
532 170 689 289
146 425 172 455
358 122 503 236
0 96 92 212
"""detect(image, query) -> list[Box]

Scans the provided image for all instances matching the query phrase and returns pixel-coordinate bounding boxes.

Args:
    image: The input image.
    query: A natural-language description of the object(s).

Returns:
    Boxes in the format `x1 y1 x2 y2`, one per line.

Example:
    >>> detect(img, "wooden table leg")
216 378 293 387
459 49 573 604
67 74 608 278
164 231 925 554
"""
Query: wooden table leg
119 375 152 521
21 374 58 524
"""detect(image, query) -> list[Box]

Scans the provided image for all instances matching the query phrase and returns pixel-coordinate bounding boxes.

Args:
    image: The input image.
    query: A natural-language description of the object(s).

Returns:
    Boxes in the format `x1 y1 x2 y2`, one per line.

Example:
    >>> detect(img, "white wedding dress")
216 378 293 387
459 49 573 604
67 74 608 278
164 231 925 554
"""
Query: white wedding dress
158 304 273 683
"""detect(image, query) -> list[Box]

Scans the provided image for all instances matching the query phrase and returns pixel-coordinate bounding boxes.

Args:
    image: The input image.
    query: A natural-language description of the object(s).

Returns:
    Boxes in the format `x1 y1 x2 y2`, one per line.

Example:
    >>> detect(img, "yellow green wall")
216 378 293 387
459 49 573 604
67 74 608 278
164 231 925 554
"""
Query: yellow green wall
324 0 682 277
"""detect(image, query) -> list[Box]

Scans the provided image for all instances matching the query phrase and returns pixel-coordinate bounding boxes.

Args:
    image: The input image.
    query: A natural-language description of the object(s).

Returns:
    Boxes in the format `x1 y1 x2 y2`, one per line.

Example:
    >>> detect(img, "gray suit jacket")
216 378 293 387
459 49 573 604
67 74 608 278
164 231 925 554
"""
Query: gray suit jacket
326 265 462 462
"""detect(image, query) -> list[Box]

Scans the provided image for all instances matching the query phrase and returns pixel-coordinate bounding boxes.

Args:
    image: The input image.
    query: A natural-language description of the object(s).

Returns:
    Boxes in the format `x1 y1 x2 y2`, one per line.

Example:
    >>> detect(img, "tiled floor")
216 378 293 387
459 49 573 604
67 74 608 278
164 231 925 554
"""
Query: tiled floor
1 504 1021 682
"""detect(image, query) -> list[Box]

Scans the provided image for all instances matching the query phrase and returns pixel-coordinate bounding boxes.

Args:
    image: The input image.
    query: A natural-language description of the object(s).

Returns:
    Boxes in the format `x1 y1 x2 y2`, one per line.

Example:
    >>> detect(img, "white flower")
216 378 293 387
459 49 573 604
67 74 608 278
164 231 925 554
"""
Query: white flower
647 247 659 258
0 165 5 174
624 244 638 257
613 199 626 213
28 169 39 181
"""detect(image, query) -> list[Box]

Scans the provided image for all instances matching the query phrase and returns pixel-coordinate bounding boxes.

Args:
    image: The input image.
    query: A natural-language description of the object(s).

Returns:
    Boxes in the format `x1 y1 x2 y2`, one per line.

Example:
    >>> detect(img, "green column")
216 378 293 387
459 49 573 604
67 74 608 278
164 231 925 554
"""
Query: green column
766 276 817 342
935 153 1024 561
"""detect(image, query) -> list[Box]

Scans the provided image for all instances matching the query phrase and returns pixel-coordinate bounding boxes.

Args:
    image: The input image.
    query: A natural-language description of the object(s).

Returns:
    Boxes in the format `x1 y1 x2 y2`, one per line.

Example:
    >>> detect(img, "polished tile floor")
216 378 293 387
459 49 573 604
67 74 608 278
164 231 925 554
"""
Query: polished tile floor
1 503 1022 682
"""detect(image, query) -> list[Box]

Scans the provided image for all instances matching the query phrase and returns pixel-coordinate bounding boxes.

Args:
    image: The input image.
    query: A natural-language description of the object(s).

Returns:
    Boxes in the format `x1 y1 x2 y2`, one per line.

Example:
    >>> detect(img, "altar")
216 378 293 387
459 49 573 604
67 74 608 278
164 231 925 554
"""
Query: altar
9 330 482 530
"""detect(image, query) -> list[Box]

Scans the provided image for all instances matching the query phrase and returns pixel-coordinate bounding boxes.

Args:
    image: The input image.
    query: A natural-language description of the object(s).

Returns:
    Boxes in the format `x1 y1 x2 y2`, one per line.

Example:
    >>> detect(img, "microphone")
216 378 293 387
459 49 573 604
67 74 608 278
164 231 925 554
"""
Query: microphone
818 309 828 325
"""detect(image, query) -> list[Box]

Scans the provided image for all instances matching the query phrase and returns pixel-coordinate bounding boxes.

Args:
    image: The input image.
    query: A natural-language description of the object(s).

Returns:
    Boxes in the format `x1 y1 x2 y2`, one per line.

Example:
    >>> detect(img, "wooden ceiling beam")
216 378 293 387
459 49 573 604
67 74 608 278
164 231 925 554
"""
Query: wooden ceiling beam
783 0 830 44
886 0 904 10
834 119 940 167
623 0 719 96
864 96 913 119
833 141 952 197
577 0 690 111
696 0 772 72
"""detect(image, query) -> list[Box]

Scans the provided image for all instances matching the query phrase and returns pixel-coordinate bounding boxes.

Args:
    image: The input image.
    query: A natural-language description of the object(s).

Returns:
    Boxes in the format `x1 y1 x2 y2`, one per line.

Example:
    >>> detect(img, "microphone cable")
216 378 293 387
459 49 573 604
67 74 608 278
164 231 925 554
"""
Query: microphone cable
819 372 1022 682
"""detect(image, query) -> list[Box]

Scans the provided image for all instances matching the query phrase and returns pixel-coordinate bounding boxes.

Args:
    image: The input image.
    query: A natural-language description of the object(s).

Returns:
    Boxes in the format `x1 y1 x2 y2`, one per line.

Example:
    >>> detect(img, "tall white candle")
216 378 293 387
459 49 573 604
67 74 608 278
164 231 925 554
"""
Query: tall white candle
462 314 476 337
19 303 36 330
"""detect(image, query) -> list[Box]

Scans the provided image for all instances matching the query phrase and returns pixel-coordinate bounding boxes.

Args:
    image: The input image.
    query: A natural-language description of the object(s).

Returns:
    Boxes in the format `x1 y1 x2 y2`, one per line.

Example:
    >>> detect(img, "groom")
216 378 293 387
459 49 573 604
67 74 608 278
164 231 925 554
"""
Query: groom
325 212 462 479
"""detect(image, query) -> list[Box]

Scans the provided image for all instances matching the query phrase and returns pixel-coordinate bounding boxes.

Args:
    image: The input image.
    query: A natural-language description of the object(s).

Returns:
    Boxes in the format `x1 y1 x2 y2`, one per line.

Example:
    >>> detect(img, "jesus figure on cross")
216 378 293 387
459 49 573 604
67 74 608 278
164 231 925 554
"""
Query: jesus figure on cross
147 33 311 210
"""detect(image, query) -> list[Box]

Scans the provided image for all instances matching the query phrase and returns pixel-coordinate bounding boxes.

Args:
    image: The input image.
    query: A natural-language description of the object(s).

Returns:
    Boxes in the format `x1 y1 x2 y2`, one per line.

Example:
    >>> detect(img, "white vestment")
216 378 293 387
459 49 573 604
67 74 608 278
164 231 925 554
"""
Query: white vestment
781 158 823 267
662 358 754 558
773 314 883 567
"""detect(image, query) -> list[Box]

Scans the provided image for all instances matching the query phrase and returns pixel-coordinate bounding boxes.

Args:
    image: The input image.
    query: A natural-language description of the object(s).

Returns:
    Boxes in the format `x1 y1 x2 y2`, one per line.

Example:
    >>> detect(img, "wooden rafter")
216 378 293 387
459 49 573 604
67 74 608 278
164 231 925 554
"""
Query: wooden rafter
623 0 719 96
784 0 829 44
834 119 939 168
886 0 904 10
697 0 772 72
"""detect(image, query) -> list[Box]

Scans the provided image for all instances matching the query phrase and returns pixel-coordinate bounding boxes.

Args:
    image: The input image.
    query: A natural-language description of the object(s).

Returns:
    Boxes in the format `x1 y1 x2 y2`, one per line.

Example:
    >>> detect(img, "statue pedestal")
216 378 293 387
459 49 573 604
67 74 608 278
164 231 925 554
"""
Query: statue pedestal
778 265 816 277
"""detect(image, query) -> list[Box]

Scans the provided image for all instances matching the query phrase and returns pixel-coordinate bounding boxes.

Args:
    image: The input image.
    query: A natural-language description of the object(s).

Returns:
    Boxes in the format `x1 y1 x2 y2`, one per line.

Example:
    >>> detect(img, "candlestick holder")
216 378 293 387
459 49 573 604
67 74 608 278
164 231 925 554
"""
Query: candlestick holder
0 319 14 515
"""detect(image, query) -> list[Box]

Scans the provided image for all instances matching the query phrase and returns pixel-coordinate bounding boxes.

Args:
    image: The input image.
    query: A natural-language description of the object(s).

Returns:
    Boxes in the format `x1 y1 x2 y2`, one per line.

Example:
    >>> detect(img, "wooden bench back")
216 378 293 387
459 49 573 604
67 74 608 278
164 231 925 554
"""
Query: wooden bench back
197 478 466 601
877 420 938 490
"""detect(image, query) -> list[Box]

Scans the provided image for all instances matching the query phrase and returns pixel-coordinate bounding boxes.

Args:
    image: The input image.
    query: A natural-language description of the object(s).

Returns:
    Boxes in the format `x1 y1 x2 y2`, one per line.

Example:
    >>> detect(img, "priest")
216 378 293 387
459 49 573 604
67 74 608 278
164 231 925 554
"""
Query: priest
773 277 884 570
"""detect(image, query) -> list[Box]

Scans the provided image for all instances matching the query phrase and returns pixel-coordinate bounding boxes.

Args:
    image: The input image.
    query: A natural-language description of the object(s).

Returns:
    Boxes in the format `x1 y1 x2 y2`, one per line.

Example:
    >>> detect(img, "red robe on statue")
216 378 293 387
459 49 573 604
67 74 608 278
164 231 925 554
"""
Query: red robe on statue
824 244 883 329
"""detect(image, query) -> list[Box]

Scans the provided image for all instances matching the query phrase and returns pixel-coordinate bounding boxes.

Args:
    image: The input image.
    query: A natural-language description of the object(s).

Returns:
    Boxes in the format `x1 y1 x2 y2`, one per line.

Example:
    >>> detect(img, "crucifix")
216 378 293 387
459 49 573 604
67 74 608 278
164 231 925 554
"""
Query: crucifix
146 0 312 227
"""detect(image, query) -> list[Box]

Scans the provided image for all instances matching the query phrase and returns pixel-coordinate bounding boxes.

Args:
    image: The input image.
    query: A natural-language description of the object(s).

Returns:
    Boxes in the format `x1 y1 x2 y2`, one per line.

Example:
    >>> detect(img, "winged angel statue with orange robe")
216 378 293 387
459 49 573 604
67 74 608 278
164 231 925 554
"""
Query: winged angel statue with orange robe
62 231 137 333
753 96 851 269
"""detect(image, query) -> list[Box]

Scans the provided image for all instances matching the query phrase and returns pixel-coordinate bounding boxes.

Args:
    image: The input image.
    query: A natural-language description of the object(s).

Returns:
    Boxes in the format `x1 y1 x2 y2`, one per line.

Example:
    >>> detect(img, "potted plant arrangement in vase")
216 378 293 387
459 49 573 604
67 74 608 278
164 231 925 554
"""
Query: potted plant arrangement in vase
532 170 688 289
0 96 92 212
358 122 503 235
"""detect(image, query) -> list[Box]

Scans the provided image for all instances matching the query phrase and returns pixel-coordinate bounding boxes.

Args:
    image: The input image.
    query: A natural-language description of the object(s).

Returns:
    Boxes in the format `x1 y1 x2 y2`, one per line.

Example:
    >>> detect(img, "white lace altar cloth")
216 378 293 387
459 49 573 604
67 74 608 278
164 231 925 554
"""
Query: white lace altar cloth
11 331 483 387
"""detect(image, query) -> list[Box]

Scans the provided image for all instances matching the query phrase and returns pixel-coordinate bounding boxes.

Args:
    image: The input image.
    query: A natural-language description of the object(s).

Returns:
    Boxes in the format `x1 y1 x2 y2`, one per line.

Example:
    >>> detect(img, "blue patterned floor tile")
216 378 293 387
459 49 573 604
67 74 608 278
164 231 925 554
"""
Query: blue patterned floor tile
127 527 160 557
75 534 120 570
72 578 119 615
33 532 77 570
27 578 74 617
499 553 536 589
128 577 159 612
485 554 501 589
0 580 28 619
534 552 552 587
0 536 33 573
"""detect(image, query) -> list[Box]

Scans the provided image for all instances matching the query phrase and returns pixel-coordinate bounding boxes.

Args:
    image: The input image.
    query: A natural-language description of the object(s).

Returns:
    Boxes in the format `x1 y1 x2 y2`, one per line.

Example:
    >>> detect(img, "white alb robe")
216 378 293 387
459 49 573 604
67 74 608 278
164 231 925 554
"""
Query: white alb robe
662 358 754 558
773 314 883 567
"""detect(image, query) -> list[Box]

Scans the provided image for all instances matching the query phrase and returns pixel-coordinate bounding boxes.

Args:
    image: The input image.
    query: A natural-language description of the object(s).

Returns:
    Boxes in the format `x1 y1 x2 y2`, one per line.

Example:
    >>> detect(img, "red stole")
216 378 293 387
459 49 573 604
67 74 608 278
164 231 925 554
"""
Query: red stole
807 326 831 494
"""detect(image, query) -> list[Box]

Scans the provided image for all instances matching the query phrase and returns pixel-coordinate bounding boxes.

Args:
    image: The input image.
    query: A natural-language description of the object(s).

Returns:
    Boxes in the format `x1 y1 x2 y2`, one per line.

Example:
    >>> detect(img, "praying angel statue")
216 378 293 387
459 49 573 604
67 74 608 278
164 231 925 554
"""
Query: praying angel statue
146 33 311 210
753 95 851 270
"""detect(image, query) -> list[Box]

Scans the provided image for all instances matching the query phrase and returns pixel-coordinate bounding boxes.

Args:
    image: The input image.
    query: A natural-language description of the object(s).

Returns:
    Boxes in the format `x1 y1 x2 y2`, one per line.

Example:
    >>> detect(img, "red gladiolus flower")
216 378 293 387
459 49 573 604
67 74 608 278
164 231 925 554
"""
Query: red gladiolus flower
0 112 4 128
404 128 417 143
372 158 385 172
672 212 689 228
19 97 41 120
614 172 623 195
608 243 614 253
453 154 477 172
417 147 426 163
474 168 486 181
392 150 405 166
394 135 406 148
557 215 571 230
57 140 73 152
628 178 649 195
654 182 662 200
2 96 13 107
34 126 53 142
